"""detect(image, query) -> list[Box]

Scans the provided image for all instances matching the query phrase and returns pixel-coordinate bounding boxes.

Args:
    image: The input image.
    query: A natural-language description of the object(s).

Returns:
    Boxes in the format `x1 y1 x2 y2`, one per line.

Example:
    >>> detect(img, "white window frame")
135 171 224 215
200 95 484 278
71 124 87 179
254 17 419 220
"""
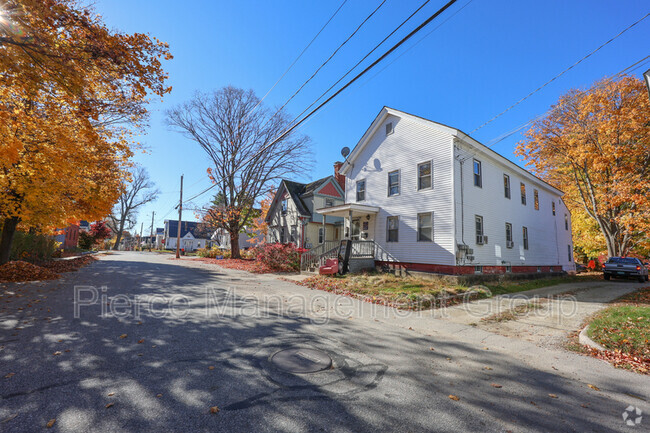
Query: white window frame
534 189 539 210
552 201 556 215
356 179 366 202
505 222 513 247
473 159 482 188
520 182 526 205
475 215 484 244
417 212 433 242
565 214 569 230
385 122 394 136
523 226 529 250
388 170 400 197
417 160 433 191
281 198 288 215
318 227 324 244
386 216 399 242
504 174 511 199
325 198 334 208
567 244 572 262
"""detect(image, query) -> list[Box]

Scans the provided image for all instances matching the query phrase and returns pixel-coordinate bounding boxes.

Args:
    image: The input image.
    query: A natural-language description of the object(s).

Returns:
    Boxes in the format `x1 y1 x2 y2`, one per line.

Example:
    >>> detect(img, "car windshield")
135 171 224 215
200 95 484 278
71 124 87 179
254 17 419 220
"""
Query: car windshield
607 257 638 264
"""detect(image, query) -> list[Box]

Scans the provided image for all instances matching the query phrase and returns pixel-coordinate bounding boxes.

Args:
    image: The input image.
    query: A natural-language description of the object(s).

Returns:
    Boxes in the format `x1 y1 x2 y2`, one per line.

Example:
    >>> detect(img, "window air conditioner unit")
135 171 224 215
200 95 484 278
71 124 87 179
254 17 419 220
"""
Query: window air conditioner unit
476 235 488 245
466 255 475 261
467 248 474 255
506 240 514 248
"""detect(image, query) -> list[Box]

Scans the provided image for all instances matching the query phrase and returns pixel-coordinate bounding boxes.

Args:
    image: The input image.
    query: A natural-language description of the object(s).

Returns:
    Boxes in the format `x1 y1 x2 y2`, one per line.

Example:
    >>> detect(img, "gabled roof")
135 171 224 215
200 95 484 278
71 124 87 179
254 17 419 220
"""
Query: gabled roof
340 106 564 196
265 176 344 223
165 220 204 239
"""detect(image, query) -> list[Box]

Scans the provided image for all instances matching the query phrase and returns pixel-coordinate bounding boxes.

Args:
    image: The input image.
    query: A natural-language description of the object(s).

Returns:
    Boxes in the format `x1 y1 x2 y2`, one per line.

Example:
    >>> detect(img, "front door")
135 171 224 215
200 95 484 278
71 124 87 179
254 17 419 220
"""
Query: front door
351 218 361 240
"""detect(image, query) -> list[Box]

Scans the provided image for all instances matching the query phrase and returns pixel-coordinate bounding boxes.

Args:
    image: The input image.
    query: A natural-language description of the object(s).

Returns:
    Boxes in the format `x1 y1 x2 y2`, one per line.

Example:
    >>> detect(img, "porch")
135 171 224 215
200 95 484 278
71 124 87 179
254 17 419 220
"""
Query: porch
316 203 379 241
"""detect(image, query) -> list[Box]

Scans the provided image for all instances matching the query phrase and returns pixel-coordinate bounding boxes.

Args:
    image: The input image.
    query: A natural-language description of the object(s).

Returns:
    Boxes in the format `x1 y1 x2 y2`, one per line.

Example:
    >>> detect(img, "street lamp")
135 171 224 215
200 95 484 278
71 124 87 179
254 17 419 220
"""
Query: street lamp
644 68 650 100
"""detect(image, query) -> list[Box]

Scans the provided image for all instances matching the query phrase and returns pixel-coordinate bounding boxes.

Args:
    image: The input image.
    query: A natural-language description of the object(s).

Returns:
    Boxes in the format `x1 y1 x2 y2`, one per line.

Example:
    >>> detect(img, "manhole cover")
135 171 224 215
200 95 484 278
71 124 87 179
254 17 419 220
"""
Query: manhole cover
270 348 332 374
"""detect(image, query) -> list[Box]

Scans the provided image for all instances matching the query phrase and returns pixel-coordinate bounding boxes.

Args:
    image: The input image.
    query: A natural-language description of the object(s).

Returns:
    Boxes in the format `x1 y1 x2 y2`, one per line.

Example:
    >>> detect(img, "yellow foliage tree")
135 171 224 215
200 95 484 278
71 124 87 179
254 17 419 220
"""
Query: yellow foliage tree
0 0 172 263
516 76 650 257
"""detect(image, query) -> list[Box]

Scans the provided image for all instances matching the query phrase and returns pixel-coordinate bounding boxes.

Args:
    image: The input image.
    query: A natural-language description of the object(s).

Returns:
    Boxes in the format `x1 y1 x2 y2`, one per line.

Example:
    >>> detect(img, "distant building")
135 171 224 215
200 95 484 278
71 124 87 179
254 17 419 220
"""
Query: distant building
163 220 209 252
53 224 80 249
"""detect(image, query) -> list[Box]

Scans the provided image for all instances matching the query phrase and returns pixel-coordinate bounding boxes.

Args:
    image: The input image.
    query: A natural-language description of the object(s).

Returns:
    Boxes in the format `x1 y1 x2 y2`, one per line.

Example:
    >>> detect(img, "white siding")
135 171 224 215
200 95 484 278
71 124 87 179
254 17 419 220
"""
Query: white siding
453 140 574 271
345 114 456 265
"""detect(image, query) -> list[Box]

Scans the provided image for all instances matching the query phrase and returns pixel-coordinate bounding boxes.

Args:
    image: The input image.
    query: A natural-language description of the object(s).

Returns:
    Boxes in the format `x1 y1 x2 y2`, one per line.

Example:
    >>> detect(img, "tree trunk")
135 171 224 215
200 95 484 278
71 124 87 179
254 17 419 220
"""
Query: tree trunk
0 217 20 265
230 231 241 259
112 220 125 251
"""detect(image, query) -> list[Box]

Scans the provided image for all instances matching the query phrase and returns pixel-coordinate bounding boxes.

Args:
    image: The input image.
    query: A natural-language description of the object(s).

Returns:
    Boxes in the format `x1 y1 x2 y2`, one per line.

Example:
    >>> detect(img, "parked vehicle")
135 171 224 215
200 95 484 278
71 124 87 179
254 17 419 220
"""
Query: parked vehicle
603 257 649 282
575 264 587 274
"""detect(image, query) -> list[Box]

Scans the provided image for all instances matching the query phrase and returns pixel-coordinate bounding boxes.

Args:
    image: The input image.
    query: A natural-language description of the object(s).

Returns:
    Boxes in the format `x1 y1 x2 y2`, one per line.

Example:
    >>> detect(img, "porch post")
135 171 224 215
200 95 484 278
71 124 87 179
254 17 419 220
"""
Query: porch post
322 214 326 243
348 209 353 240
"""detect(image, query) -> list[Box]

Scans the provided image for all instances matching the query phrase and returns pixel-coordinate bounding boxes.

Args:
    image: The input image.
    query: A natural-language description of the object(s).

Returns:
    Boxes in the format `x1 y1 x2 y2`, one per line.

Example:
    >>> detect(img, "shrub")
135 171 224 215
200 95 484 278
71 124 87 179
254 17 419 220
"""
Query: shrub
78 231 95 250
254 243 300 272
10 231 59 264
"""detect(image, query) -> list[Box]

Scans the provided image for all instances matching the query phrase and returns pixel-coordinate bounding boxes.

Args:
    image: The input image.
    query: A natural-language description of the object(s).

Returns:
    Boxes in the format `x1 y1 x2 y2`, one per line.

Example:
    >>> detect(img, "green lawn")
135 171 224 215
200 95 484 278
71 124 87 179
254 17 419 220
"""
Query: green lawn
588 304 650 357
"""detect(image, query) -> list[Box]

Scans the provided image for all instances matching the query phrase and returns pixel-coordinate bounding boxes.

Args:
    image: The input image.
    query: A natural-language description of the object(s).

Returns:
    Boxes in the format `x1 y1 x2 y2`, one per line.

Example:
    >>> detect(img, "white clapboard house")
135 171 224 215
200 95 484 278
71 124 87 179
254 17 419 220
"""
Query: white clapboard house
317 107 575 275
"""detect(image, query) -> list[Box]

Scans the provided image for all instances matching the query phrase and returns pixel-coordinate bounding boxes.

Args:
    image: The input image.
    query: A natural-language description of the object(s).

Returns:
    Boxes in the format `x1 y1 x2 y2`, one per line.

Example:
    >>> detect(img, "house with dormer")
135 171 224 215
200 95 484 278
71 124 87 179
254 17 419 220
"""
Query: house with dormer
163 220 210 252
266 164 346 249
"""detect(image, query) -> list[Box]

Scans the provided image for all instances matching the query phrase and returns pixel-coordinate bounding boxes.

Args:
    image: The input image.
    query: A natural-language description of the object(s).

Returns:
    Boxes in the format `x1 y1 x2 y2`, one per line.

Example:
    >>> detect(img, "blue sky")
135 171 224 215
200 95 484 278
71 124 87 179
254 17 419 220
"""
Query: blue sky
92 0 650 234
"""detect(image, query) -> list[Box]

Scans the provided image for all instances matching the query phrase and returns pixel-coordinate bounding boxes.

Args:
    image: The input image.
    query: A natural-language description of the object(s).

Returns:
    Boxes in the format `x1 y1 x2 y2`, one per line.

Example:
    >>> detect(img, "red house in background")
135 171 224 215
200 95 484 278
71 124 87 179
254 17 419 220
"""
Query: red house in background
54 223 80 249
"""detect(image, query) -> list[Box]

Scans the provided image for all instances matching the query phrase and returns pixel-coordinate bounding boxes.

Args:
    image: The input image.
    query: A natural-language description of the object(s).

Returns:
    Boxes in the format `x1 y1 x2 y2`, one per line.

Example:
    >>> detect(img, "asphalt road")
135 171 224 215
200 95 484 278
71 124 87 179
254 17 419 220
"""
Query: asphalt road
0 252 648 432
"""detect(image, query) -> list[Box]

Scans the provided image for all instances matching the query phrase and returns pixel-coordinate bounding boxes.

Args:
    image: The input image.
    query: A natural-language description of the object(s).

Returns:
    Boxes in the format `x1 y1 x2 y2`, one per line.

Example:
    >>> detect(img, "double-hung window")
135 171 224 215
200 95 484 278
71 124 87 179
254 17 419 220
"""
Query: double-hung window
475 215 484 244
552 201 556 215
565 214 569 230
281 199 288 214
522 226 529 250
473 159 482 188
417 212 433 242
505 222 513 247
388 170 400 196
387 216 399 242
534 189 539 210
504 174 511 199
356 180 365 202
520 183 526 205
417 161 432 190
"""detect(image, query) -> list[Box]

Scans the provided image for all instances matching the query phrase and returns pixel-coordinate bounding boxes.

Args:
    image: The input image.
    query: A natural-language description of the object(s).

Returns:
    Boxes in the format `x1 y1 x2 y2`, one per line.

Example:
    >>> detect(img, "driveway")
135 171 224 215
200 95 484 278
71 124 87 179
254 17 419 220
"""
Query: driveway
0 252 648 432
434 279 646 349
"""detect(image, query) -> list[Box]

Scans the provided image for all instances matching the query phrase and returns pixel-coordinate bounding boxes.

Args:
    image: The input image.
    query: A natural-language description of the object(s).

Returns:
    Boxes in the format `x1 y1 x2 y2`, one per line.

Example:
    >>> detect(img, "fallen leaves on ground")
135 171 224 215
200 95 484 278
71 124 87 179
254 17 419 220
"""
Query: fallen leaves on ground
0 255 97 283
0 261 59 283
584 346 649 374
119 334 127 339
587 384 600 391
209 406 220 414
41 256 97 273
448 395 460 401
105 403 114 409
196 258 286 274
548 394 558 398
46 419 56 428
4 373 15 378
491 383 502 388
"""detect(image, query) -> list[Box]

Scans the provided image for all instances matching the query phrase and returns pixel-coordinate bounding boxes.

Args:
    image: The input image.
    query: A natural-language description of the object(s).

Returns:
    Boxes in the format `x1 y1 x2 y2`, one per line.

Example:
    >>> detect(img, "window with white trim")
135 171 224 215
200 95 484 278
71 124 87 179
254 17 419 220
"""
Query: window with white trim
356 180 365 202
565 214 569 230
325 198 334 208
387 216 399 242
534 189 539 210
568 244 572 262
504 174 511 199
385 122 394 135
505 222 513 247
281 199 288 214
388 170 400 196
417 212 433 242
552 201 556 215
473 159 482 188
523 226 529 250
520 183 526 205
475 215 484 244
417 161 432 190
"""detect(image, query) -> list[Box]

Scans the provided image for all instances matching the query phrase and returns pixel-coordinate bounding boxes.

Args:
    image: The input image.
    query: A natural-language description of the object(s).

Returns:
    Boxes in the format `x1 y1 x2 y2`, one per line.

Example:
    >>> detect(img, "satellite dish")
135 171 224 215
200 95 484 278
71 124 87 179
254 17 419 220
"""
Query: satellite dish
341 147 350 158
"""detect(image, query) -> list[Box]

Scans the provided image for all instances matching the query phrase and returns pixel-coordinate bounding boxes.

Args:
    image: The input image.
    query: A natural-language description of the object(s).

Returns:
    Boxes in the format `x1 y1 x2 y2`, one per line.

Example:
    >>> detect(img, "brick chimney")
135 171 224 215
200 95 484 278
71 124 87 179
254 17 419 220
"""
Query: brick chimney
334 161 345 192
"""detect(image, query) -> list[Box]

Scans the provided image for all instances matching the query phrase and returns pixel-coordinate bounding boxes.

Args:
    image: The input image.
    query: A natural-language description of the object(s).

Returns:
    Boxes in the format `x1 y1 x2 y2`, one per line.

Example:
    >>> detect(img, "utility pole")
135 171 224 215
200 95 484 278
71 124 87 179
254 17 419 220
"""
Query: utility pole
149 211 155 251
176 174 183 258
139 222 143 250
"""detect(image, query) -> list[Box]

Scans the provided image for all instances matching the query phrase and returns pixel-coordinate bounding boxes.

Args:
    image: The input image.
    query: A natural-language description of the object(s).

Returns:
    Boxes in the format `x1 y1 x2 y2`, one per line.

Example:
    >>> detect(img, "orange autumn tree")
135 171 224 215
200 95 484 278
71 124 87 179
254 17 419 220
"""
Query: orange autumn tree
516 76 650 257
0 0 172 263
247 189 274 246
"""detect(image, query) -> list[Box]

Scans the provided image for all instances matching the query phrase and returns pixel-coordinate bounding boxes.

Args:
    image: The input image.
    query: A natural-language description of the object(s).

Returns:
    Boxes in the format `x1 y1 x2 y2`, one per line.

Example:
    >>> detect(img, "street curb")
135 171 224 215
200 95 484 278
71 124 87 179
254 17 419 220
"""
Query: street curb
579 324 607 351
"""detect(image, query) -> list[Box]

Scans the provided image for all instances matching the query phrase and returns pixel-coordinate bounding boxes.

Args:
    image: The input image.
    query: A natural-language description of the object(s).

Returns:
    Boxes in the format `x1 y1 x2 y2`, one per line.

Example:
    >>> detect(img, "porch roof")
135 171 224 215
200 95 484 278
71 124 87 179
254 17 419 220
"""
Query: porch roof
315 203 379 218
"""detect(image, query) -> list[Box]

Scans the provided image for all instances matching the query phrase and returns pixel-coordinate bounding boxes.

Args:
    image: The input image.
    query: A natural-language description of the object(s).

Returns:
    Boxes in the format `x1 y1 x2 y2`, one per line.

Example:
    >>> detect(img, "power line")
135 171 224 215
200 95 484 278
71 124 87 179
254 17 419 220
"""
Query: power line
470 11 650 134
266 0 388 123
242 0 460 169
249 0 348 116
277 0 437 133
483 53 650 149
